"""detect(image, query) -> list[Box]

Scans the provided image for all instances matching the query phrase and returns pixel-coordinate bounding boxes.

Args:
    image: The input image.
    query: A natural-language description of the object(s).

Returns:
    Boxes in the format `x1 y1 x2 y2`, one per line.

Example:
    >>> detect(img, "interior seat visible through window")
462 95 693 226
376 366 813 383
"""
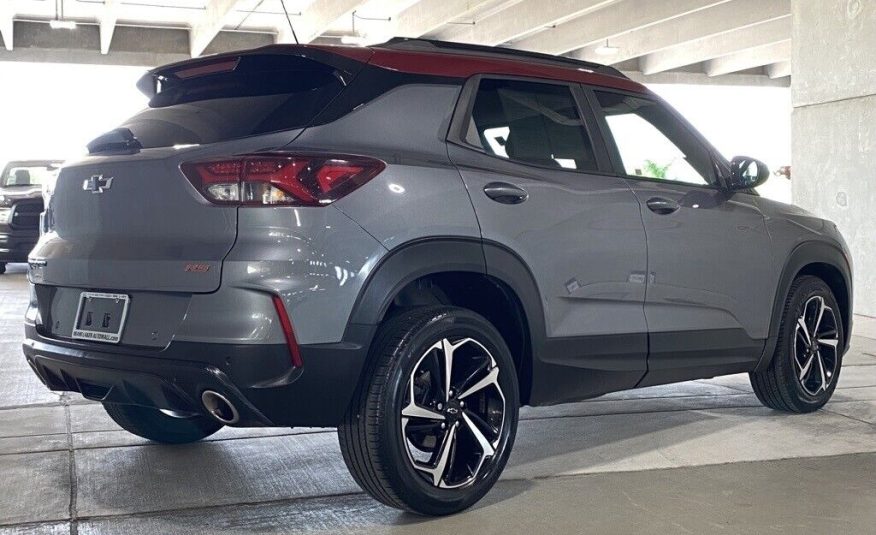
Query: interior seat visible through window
465 79 598 171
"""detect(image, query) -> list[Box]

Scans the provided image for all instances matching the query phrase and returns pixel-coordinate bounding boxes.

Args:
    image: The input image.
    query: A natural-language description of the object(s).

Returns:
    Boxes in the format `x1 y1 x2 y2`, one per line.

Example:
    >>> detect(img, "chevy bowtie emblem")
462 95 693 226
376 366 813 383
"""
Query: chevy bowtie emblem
83 175 114 193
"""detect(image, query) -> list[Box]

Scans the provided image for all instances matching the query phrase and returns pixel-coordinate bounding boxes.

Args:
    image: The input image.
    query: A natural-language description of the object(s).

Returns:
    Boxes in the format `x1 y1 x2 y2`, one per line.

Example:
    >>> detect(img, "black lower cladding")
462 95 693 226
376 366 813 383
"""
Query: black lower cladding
23 323 374 427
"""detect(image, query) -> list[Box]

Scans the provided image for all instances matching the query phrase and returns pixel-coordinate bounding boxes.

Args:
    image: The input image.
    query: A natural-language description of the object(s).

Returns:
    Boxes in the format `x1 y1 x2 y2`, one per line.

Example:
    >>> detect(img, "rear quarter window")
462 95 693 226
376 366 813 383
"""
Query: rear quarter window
119 55 347 149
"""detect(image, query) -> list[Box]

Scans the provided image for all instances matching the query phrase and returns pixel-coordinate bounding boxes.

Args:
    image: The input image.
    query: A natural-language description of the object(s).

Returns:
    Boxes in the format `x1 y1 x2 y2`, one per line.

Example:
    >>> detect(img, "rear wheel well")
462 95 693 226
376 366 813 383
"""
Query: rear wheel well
385 272 532 404
797 262 850 341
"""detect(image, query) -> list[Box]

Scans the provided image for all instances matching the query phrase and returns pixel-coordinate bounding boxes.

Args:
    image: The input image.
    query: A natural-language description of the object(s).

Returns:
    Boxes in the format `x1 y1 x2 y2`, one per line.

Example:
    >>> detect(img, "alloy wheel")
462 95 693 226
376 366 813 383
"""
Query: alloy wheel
794 295 840 396
400 337 506 489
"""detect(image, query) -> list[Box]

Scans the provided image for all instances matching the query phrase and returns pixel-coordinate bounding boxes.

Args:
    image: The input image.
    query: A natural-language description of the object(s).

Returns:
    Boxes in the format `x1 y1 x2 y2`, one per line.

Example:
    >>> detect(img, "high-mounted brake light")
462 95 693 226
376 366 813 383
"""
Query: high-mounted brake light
180 154 384 206
272 294 303 368
173 58 240 79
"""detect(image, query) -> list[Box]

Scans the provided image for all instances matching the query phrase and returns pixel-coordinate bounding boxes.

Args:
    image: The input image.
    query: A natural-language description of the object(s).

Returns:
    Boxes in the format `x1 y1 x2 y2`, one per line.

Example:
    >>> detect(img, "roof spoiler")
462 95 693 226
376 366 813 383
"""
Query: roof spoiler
136 44 374 98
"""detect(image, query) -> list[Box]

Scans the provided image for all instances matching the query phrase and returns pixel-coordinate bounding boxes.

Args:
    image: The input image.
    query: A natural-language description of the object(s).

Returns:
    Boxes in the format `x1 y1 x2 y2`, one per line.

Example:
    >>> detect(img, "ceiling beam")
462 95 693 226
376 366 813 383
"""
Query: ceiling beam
766 60 791 79
705 40 791 76
393 0 496 39
99 0 120 55
0 22 272 67
0 1 13 51
624 69 790 88
433 0 619 46
512 0 730 55
570 0 790 65
277 0 367 44
189 0 241 57
640 16 791 75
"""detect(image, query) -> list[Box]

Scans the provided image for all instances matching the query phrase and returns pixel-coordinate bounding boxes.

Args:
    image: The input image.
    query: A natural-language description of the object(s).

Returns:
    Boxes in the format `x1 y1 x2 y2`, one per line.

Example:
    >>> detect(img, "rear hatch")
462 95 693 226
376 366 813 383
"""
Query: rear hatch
33 48 365 294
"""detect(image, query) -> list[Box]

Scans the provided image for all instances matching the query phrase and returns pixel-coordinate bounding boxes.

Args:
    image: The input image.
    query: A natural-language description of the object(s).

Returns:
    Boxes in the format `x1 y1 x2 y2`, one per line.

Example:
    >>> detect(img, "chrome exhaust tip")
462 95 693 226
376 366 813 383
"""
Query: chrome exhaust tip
201 390 240 425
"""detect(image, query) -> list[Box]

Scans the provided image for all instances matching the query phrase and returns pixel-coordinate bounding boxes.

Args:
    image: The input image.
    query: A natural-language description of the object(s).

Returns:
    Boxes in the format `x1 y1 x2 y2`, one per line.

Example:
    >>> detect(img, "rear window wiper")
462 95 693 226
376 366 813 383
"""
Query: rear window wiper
87 128 143 155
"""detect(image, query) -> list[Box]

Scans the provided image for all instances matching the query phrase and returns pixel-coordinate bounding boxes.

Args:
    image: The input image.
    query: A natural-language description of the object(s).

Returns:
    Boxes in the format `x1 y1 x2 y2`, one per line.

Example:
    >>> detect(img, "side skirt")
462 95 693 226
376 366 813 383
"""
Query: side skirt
527 329 764 405
637 328 764 388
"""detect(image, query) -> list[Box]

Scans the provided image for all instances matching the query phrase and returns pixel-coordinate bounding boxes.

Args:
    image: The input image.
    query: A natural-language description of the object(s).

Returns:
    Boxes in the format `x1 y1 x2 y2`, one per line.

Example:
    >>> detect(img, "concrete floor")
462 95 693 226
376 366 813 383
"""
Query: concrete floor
1 264 875 534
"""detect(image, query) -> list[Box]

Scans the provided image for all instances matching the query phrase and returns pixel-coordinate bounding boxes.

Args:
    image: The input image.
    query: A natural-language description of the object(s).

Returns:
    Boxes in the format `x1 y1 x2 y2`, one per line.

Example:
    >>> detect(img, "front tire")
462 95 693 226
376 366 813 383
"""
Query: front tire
338 306 519 515
103 402 223 444
750 275 844 413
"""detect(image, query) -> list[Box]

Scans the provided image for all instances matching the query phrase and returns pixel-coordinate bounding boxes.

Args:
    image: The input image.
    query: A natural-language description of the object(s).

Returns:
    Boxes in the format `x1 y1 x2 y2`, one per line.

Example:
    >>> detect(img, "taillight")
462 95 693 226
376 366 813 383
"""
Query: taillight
180 153 384 206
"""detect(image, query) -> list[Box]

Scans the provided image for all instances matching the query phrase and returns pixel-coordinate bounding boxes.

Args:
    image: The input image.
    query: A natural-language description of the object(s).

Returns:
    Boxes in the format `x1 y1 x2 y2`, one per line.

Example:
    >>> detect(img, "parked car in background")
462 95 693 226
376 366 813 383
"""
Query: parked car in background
0 160 62 273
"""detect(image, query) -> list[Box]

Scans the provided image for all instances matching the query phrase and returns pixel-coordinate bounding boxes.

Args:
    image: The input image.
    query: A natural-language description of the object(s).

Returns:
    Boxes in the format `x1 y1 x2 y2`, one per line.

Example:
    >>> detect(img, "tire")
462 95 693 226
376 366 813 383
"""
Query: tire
750 275 845 413
338 306 520 515
0 263 6 274
103 402 223 444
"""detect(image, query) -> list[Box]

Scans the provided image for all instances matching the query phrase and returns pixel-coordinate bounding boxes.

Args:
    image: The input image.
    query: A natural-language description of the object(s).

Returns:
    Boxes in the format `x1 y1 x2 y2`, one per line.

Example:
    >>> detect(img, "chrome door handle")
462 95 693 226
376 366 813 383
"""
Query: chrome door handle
646 197 681 215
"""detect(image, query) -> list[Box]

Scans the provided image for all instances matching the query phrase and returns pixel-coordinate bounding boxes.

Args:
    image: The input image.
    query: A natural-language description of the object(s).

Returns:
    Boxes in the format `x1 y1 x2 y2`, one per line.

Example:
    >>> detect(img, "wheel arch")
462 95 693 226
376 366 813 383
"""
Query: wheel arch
345 238 544 404
756 240 853 371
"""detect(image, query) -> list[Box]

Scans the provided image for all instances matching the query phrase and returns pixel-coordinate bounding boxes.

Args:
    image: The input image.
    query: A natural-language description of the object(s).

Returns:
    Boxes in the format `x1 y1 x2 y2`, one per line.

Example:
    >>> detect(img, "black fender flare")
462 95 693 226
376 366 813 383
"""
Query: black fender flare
346 237 546 338
756 240 853 370
343 237 548 401
346 237 484 327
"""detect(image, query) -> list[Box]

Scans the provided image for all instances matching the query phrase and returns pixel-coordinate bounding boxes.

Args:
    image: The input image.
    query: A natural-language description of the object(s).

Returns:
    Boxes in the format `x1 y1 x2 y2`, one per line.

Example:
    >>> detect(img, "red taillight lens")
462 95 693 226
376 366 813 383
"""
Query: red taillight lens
272 294 303 368
181 154 384 206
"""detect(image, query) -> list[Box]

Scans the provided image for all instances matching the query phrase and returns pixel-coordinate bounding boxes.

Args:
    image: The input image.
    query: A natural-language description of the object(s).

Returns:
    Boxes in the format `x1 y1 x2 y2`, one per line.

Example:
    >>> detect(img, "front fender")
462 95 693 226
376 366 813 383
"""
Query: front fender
756 240 853 370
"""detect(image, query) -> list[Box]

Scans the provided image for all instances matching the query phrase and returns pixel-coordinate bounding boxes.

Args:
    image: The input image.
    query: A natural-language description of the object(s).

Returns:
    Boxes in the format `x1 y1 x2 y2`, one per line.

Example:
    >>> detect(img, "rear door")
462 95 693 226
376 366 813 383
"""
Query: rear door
447 76 649 403
589 89 773 385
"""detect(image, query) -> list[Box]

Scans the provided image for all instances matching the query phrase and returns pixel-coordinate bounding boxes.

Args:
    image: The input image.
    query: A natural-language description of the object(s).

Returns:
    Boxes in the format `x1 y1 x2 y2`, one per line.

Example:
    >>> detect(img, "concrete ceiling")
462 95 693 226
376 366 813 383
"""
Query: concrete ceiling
0 0 791 85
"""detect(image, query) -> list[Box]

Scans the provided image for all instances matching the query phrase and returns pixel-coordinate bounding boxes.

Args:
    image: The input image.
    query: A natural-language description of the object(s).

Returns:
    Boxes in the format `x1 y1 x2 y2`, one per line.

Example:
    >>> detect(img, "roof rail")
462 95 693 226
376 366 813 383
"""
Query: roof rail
376 37 627 80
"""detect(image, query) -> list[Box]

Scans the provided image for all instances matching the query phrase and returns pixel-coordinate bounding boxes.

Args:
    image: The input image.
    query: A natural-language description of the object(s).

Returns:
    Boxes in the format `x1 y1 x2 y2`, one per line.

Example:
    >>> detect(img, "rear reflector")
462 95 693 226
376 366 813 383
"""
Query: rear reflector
271 295 303 368
181 153 384 206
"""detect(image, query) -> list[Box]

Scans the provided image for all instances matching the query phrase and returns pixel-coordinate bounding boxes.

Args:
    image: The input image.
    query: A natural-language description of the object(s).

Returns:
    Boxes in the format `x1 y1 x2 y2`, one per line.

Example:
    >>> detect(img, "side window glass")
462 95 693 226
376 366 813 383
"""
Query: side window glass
466 79 598 171
595 91 714 186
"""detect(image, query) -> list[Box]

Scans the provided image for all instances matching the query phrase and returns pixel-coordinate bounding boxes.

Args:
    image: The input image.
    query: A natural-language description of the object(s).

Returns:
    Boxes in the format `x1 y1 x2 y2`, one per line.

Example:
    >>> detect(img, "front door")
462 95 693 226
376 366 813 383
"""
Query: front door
591 89 773 386
447 77 649 403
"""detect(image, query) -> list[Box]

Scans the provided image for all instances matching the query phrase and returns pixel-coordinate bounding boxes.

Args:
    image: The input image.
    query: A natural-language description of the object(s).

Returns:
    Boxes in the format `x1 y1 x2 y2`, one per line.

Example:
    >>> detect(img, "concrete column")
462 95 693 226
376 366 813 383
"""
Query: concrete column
791 0 876 316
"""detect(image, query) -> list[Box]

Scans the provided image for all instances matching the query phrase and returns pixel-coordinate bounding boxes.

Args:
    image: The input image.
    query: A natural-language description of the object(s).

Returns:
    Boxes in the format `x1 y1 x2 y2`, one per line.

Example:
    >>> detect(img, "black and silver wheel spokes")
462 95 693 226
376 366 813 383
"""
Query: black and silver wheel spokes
794 295 840 396
401 337 506 489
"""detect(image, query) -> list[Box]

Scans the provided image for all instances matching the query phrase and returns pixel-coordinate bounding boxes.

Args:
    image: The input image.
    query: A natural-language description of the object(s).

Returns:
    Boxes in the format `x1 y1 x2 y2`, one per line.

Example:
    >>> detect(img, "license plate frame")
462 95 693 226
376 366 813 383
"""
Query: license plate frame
71 291 130 344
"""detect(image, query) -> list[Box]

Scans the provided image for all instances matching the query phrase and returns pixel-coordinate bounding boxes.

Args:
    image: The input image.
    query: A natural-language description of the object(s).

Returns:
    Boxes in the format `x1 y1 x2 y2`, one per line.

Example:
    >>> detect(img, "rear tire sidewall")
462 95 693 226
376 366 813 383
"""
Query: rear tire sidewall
778 278 844 411
103 402 223 444
377 310 519 515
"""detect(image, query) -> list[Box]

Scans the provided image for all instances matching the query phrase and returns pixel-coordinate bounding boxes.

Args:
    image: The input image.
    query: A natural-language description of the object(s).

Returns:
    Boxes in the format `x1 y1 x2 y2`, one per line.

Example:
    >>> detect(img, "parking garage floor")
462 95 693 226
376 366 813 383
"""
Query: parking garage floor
1 264 875 534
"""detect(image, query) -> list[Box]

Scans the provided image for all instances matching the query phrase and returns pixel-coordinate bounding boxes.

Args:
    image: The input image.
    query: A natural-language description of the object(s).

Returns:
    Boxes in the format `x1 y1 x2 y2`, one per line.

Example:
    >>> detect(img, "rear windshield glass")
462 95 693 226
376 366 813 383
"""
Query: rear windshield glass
118 55 345 149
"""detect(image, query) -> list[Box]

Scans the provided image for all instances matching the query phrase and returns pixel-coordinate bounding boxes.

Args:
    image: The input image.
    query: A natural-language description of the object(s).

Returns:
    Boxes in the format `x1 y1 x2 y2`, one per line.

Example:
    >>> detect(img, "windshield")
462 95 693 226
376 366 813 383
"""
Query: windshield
1 163 61 188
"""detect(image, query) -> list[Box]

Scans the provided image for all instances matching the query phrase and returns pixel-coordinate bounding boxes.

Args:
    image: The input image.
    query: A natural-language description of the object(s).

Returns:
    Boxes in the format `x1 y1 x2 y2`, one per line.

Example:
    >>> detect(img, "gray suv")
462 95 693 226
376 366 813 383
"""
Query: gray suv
23 39 852 515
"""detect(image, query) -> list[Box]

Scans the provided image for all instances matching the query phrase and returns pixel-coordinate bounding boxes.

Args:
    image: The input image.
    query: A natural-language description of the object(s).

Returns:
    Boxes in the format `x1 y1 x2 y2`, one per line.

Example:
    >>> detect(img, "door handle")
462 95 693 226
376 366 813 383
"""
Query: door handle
484 182 528 204
646 197 681 215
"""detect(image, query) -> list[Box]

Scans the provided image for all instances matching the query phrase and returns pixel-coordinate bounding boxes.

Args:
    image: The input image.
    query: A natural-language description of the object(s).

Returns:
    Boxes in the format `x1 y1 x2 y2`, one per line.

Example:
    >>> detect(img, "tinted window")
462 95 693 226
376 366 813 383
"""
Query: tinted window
466 79 598 171
116 55 346 149
595 91 715 186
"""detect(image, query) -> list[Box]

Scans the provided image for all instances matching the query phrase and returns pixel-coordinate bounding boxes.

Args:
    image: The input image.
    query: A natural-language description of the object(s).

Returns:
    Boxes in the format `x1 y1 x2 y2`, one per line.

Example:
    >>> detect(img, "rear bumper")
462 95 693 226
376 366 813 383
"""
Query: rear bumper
23 323 373 427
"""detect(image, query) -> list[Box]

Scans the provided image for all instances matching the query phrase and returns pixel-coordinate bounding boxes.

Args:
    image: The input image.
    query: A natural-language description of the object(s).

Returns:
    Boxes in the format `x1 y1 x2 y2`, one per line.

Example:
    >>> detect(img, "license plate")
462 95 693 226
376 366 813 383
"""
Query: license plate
72 292 130 344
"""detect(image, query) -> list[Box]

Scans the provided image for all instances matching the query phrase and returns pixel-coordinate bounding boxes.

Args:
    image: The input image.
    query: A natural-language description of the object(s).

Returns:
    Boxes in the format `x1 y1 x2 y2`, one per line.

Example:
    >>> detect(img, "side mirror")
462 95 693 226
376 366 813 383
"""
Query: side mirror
725 156 770 191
